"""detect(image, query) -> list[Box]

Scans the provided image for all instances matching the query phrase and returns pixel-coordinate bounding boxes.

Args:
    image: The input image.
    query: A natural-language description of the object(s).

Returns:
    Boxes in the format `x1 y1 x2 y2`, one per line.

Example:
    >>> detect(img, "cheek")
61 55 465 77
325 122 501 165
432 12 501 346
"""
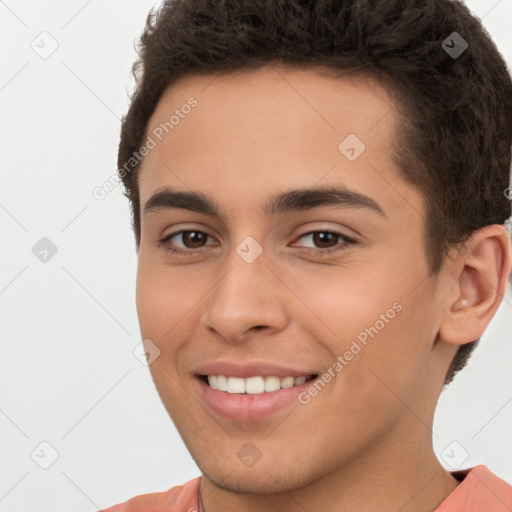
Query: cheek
296 264 432 394
293 265 398 342
135 258 199 339
135 262 196 412
135 260 211 394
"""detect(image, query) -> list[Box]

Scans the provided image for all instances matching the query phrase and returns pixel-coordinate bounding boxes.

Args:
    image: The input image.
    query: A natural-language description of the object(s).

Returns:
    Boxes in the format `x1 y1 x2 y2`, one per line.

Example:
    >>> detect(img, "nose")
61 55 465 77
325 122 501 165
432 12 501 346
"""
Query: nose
200 246 288 343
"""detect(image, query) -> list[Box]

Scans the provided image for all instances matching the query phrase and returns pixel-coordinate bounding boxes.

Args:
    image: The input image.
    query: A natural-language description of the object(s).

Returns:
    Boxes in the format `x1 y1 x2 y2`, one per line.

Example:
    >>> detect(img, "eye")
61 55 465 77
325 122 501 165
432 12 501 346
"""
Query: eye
292 229 356 256
159 230 217 255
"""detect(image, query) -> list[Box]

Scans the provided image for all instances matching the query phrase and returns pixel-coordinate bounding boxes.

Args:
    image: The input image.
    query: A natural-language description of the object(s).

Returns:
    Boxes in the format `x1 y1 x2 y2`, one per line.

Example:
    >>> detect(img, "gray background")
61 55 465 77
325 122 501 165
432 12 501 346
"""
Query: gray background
1 1 511 511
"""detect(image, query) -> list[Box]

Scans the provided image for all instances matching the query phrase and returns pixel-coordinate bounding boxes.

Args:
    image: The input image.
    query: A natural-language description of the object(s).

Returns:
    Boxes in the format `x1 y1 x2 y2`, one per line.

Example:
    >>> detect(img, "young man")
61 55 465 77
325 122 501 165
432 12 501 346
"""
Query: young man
102 0 512 510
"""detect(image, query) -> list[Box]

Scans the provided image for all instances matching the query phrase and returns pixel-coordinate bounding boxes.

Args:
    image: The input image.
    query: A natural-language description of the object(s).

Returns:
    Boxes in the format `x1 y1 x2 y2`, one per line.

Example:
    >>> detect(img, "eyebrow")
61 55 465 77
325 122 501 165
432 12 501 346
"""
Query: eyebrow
143 185 386 219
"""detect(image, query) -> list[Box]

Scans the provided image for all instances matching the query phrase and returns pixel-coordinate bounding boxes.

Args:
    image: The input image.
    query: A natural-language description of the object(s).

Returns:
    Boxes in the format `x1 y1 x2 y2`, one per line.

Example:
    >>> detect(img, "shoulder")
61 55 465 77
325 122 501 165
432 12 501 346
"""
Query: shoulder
99 476 201 512
436 465 512 511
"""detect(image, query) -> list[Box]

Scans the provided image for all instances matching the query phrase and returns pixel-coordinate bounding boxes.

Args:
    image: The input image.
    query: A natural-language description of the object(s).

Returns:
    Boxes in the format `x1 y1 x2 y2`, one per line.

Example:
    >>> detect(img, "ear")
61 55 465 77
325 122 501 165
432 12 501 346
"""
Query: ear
438 224 512 346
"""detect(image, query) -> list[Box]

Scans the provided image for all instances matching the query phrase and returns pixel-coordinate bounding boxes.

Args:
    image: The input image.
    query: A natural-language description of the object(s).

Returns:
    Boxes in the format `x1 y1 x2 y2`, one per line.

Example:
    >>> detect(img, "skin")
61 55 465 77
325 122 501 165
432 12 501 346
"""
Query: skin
135 64 511 512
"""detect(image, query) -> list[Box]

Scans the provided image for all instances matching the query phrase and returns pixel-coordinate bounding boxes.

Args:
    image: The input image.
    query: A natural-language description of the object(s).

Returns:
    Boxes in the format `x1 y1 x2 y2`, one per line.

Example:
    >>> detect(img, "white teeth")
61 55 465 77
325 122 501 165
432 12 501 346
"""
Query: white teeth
206 374 310 393
264 376 281 392
280 376 294 389
245 376 265 394
226 377 245 394
216 375 227 391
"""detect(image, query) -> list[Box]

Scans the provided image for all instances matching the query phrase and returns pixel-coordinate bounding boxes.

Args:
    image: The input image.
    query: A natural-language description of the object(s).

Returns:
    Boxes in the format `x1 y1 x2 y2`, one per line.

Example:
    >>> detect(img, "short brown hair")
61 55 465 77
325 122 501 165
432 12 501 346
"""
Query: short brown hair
118 0 512 385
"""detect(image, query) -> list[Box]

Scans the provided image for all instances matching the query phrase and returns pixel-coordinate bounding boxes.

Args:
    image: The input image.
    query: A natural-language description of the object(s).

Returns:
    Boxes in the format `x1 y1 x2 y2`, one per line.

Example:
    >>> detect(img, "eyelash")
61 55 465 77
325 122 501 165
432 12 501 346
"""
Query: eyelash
158 229 357 257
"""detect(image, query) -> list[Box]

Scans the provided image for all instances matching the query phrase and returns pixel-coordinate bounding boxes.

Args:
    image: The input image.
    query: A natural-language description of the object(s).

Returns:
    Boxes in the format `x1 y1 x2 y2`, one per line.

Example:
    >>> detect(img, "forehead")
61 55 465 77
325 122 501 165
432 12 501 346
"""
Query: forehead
145 64 396 150
137 64 420 223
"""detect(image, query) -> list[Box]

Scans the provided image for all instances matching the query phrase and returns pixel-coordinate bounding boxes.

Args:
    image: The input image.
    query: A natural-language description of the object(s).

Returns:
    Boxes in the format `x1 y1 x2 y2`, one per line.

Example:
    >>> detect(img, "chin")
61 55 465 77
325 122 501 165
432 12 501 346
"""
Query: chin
194 453 321 495
208 469 306 495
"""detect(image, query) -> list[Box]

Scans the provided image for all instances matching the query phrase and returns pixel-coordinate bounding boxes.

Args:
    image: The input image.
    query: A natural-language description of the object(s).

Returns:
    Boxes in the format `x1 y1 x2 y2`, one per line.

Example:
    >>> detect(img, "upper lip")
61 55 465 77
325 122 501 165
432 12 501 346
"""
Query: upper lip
193 360 317 379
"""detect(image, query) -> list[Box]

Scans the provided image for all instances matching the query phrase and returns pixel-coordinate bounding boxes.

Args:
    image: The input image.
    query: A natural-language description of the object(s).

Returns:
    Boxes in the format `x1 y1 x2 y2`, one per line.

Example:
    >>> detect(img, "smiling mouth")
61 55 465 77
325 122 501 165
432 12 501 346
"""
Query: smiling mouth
200 374 317 394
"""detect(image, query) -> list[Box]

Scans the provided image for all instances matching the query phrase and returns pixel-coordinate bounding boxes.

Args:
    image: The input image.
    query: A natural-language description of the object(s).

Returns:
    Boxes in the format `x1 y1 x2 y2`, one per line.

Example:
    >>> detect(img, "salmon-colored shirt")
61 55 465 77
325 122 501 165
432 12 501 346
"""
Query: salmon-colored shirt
100 465 512 511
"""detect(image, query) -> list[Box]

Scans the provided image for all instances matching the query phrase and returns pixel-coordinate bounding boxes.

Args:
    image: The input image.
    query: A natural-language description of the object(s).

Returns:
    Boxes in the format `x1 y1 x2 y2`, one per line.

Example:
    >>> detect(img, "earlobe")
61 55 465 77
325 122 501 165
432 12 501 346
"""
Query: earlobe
439 224 512 346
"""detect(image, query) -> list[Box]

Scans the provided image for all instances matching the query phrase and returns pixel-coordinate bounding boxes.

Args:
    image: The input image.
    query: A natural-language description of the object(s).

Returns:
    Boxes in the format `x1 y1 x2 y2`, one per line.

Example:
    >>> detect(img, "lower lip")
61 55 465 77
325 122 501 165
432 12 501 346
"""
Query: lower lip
195 377 313 422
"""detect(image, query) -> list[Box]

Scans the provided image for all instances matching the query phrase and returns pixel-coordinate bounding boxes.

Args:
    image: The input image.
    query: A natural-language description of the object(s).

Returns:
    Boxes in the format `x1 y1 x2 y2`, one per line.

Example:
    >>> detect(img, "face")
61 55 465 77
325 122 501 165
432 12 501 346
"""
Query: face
135 65 455 493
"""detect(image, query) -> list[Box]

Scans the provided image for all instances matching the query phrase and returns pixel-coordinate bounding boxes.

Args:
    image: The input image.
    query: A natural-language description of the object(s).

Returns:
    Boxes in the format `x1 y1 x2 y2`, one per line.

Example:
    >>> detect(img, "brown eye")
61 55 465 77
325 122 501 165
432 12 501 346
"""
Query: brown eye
293 230 357 257
310 232 338 248
180 231 208 248
159 230 216 255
